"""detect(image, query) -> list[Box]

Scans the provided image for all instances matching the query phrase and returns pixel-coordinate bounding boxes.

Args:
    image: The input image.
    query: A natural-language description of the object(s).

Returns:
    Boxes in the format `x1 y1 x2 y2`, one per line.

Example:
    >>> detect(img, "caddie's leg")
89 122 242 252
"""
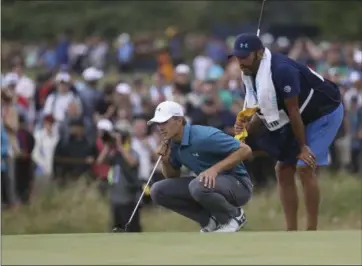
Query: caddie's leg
297 165 319 230
297 103 344 230
275 162 298 231
150 176 210 227
188 175 252 225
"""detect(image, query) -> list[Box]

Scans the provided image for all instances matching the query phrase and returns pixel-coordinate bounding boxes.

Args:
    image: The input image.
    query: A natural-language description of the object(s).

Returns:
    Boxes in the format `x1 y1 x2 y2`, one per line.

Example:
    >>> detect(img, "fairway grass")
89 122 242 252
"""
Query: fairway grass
2 230 361 265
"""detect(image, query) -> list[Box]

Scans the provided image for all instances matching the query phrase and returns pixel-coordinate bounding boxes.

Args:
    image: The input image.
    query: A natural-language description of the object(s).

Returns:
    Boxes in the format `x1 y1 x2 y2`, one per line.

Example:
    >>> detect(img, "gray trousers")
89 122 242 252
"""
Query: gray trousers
150 175 252 226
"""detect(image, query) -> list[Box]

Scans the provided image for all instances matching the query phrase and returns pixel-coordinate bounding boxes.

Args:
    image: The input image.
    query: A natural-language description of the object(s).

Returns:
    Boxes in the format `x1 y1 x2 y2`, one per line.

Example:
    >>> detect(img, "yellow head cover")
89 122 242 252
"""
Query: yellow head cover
234 107 258 141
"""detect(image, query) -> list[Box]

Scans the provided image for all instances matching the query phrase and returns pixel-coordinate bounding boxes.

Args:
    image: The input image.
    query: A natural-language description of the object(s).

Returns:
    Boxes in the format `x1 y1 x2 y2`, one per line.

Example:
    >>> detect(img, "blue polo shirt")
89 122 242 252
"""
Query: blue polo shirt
270 52 341 125
169 123 251 185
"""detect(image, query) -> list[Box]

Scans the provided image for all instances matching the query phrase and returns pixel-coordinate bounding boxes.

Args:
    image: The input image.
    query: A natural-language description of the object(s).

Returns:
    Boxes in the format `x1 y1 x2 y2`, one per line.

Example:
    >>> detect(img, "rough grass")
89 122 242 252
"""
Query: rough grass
2 174 361 235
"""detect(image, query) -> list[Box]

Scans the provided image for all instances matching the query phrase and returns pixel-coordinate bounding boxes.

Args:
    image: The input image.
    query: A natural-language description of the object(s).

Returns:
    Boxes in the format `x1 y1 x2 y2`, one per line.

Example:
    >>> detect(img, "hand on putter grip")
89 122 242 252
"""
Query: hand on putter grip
298 145 316 168
157 141 170 161
198 167 218 188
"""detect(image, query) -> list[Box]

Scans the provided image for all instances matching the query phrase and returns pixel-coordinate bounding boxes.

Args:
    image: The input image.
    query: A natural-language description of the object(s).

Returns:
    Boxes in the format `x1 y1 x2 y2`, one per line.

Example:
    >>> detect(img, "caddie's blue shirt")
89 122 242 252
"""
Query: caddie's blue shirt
169 123 252 186
269 52 341 125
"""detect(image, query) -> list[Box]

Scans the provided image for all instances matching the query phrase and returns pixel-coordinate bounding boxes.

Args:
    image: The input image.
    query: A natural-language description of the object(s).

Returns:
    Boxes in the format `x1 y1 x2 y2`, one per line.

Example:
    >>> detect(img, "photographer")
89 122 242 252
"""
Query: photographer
97 120 142 232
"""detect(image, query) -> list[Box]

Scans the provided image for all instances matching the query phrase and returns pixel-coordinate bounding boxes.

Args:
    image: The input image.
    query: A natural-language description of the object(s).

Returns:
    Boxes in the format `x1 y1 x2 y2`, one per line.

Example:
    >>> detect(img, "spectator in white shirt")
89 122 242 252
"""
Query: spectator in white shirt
43 72 82 123
131 116 158 182
32 114 59 177
193 52 213 81
12 64 36 128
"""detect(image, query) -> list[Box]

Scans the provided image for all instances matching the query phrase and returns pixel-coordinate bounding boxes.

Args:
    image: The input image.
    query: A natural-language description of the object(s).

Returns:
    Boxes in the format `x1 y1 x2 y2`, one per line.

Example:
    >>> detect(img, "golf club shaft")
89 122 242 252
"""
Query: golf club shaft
243 0 266 111
256 0 267 37
125 156 162 227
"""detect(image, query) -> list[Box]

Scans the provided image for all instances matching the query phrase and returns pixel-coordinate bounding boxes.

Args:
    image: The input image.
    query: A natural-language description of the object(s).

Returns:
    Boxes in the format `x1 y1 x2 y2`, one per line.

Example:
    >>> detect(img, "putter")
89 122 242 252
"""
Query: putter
256 0 267 37
123 156 162 232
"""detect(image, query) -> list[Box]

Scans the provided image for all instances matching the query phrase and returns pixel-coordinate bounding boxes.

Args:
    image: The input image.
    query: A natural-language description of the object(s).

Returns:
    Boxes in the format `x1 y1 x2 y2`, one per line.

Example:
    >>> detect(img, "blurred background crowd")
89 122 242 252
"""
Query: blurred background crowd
1 1 362 231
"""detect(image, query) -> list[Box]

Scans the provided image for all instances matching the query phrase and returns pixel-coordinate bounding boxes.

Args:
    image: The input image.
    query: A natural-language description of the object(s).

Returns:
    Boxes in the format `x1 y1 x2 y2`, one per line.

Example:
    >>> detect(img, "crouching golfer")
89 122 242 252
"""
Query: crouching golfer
148 101 253 233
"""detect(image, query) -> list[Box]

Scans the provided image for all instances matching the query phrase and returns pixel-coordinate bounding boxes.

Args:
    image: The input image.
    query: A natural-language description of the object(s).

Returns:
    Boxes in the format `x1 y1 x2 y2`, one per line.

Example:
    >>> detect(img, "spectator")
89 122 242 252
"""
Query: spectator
116 33 134 73
53 118 97 186
114 83 133 123
15 115 35 204
1 83 21 157
76 67 104 123
32 114 59 178
173 64 192 95
58 101 93 139
94 119 112 196
11 63 36 128
192 50 213 82
344 71 362 111
348 96 362 173
131 116 158 182
87 35 108 70
130 75 148 115
191 80 235 135
105 121 142 232
149 71 173 105
1 123 11 208
94 83 117 123
43 72 82 123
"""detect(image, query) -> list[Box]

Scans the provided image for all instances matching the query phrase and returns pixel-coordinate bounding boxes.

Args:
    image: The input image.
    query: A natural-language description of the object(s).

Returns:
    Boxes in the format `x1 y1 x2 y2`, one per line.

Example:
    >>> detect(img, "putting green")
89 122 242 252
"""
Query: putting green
2 230 361 265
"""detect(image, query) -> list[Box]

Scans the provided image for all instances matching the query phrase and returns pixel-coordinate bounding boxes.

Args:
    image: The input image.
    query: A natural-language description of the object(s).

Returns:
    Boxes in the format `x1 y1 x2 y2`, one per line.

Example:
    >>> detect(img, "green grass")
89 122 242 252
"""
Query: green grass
2 231 361 265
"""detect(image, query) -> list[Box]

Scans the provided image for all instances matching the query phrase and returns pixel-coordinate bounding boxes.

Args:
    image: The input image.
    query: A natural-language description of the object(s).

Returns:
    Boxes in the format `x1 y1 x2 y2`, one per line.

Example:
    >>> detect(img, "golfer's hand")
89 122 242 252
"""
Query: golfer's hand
198 167 218 189
157 141 170 162
298 145 316 169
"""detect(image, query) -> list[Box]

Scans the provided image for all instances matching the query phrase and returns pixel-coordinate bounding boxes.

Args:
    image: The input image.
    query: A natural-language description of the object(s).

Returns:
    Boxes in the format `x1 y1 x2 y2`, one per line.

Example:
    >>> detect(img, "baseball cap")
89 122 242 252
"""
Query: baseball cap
82 67 104 81
115 83 132 95
97 119 113 132
228 33 264 59
175 64 191 75
147 101 184 126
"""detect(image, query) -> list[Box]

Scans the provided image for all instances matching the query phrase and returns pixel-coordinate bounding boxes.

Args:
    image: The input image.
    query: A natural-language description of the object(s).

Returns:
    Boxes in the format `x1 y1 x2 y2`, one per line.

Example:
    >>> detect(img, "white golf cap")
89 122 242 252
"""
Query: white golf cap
96 119 113 132
175 64 191 75
116 83 132 95
147 101 184 126
55 72 71 83
82 67 104 81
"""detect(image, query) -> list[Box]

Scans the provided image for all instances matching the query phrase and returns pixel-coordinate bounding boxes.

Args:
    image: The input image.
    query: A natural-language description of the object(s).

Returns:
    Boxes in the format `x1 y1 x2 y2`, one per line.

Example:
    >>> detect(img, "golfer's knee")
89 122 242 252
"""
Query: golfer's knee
275 162 296 185
150 181 167 205
188 178 207 201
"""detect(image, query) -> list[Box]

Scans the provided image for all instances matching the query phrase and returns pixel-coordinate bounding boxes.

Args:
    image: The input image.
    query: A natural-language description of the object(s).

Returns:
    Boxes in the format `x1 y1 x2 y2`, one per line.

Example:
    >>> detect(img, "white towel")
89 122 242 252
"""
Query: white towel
242 48 279 123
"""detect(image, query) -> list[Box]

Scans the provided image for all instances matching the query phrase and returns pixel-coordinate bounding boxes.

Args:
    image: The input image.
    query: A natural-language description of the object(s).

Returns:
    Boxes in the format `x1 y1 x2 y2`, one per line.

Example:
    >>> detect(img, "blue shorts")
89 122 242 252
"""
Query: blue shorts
250 103 344 166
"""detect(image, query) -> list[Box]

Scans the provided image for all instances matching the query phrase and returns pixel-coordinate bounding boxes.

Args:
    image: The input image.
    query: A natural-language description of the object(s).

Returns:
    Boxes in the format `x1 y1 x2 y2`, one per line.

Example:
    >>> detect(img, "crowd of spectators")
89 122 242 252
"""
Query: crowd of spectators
1 32 361 231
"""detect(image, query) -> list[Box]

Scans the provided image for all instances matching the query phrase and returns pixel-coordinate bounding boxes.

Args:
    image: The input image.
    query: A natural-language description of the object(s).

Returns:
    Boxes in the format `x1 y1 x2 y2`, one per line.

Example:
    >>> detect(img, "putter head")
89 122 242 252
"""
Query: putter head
112 227 127 233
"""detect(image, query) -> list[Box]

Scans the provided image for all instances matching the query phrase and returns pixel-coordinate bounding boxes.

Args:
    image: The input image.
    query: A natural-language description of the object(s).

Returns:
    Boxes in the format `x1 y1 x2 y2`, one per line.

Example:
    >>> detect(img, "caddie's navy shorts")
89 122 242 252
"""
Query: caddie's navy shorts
247 103 344 166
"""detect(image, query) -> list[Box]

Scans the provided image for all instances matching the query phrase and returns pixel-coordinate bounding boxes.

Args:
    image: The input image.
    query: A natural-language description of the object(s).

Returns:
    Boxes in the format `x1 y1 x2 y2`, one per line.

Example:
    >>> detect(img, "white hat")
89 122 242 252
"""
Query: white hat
147 101 184 126
55 72 71 83
350 71 361 83
354 50 362 64
82 67 104 81
276 36 290 48
3 72 19 86
96 119 113 132
116 83 132 95
175 64 191 75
